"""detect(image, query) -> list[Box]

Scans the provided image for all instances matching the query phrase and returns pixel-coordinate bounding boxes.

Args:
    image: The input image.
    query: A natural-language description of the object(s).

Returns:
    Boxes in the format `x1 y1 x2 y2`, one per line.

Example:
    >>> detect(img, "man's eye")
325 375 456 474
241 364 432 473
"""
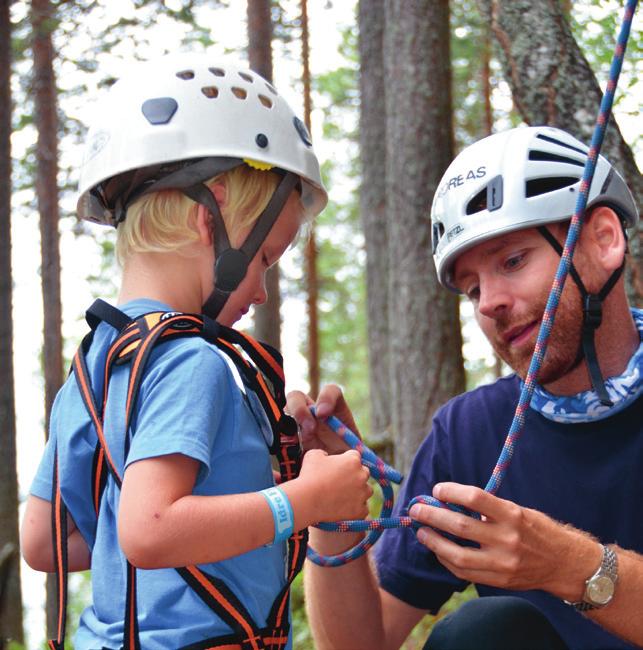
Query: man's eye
505 254 524 270
466 286 480 301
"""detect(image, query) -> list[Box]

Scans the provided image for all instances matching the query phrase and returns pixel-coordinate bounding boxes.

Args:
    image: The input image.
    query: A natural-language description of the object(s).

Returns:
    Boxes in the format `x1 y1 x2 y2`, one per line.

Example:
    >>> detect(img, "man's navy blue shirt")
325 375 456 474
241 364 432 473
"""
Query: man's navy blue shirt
375 374 642 650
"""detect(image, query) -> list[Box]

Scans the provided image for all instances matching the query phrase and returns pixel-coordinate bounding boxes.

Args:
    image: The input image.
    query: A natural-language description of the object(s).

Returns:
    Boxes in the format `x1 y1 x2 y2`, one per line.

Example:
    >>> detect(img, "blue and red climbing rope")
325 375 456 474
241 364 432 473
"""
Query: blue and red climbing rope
307 0 638 568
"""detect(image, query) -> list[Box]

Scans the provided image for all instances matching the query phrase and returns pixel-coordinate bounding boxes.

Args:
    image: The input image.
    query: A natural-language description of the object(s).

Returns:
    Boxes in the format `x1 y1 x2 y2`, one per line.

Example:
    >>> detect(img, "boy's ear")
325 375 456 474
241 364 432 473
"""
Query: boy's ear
582 206 626 273
195 204 213 246
210 182 226 207
195 183 226 246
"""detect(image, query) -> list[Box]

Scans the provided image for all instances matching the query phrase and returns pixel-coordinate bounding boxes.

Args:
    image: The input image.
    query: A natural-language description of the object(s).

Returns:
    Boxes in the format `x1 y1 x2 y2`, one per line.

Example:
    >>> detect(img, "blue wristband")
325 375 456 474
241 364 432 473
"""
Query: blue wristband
260 486 294 544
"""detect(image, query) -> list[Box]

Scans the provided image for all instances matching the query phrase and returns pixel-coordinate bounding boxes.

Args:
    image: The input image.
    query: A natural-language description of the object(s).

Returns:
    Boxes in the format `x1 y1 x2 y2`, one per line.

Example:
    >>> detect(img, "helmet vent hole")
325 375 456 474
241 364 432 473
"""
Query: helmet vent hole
536 133 587 156
525 176 579 198
432 222 445 254
209 67 225 77
201 86 219 98
528 150 584 167
265 82 278 95
176 70 194 80
258 94 273 109
466 188 487 215
231 87 247 100
239 71 254 82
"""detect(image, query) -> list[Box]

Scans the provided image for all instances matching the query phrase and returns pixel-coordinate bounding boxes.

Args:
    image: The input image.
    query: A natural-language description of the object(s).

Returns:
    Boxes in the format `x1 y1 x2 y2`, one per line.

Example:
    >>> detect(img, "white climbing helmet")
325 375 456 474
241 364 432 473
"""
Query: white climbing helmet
431 126 638 291
77 52 328 225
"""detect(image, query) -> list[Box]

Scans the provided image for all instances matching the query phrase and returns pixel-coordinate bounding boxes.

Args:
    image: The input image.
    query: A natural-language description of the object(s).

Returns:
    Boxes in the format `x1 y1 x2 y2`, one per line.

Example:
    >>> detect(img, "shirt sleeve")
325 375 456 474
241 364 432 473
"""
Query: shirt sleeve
30 435 56 501
30 386 67 501
124 339 234 485
374 412 469 613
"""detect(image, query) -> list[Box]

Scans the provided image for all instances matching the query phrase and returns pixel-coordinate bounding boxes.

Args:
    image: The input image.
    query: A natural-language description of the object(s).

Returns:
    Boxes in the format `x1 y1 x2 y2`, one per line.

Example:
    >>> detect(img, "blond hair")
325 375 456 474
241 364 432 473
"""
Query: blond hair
116 165 282 265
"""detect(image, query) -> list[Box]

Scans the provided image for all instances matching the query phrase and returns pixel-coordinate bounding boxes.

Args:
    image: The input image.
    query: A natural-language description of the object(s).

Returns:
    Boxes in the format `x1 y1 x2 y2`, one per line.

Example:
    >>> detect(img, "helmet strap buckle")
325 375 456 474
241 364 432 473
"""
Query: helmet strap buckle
583 294 603 330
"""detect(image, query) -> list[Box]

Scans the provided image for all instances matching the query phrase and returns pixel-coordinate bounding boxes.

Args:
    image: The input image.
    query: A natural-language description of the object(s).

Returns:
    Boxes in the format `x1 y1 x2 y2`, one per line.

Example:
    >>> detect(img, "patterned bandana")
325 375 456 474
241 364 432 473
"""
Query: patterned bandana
528 309 643 423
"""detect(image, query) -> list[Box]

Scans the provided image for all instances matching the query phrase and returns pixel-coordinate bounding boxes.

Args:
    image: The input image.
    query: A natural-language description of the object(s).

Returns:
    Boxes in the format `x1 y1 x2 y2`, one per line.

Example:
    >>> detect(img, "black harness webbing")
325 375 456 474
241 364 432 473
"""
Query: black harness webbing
49 299 307 650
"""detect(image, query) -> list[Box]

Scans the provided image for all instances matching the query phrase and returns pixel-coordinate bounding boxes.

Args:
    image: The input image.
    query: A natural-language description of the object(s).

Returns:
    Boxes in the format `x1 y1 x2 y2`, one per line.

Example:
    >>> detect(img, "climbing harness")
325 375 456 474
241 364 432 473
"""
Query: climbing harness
49 300 307 650
306 0 639 567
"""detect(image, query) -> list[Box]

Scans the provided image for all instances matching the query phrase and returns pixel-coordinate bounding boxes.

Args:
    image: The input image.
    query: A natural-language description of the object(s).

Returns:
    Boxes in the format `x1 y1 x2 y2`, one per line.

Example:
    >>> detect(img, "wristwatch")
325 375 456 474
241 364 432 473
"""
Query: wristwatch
566 544 618 611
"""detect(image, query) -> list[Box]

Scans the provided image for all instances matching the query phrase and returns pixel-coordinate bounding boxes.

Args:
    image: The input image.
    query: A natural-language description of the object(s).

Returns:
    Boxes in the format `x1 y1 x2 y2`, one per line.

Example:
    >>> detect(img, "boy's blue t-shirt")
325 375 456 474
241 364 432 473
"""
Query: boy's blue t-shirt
31 299 292 650
375 374 642 650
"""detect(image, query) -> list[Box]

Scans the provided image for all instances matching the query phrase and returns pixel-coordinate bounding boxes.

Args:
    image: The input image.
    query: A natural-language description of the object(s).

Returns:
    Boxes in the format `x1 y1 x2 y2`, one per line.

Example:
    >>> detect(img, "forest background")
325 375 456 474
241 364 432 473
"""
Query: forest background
0 0 640 648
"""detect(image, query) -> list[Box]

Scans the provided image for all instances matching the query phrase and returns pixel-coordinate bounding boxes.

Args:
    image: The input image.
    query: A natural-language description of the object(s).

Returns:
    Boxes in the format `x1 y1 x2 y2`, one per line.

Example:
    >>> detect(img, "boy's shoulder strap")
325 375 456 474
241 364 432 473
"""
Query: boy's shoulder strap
86 298 132 332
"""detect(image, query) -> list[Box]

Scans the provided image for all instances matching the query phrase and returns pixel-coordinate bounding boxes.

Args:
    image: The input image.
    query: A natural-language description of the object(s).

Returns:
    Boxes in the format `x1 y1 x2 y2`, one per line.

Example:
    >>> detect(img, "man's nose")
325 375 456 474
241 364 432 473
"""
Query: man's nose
477 276 513 319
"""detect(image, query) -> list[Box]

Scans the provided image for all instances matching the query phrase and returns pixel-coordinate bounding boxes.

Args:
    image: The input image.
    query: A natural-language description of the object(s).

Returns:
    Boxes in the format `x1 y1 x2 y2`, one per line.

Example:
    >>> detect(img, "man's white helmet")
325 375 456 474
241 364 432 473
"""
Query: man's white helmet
431 126 638 291
77 53 327 225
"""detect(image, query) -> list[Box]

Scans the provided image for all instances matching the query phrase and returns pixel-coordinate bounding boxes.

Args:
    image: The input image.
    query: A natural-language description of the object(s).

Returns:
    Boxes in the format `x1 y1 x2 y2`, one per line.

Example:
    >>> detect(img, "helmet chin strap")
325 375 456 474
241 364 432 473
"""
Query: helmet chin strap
182 172 300 321
538 226 625 406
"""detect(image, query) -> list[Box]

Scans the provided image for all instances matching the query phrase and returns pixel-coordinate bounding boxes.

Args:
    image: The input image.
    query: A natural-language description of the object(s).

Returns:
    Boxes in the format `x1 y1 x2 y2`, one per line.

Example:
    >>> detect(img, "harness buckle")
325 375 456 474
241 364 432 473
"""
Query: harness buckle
583 294 602 330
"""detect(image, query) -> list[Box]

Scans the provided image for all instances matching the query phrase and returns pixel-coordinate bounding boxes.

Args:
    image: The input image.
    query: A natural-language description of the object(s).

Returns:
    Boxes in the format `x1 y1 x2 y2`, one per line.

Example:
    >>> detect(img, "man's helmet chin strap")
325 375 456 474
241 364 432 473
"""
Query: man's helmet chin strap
538 225 625 406
182 171 299 321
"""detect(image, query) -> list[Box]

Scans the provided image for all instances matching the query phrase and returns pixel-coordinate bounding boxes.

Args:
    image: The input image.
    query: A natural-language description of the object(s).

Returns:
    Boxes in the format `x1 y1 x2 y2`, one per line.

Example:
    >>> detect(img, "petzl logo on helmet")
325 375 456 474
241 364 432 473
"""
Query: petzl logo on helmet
437 166 486 198
446 224 464 242
85 131 110 163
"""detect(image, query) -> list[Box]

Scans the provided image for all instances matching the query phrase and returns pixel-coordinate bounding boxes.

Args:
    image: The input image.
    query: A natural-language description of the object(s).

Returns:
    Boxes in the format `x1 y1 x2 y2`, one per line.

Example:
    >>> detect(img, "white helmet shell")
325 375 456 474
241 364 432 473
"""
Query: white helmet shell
77 53 328 225
431 126 638 291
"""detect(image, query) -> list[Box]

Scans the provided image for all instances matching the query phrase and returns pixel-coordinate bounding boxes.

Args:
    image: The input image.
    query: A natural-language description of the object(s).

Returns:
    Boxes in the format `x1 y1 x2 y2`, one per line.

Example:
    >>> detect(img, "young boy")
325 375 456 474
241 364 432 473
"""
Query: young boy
20 54 372 649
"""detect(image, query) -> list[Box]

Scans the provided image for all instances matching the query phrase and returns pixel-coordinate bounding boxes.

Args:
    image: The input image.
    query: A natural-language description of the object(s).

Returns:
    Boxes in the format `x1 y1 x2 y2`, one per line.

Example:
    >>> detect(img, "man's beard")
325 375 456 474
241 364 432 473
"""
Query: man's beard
490 281 584 385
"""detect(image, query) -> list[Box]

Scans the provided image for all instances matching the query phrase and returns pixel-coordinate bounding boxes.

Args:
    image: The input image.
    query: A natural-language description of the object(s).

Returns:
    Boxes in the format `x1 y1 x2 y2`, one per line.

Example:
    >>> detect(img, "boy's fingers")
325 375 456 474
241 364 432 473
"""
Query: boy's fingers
286 390 316 435
316 384 361 436
315 384 344 418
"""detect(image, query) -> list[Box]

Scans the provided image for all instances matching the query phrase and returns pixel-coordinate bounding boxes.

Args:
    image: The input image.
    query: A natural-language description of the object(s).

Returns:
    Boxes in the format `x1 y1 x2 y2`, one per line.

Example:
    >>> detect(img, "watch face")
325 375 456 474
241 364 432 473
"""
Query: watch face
587 575 615 605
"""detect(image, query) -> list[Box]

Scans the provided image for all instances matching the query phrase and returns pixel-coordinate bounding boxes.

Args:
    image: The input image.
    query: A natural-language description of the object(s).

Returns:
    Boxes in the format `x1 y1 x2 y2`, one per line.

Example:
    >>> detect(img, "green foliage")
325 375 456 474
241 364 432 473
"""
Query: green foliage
294 18 371 430
569 0 642 155
7 641 25 650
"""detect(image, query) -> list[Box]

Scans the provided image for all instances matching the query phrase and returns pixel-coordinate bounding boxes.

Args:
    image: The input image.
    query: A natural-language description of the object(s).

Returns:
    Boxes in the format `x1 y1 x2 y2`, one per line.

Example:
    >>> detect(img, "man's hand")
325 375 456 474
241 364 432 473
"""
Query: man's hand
409 482 601 601
286 383 362 454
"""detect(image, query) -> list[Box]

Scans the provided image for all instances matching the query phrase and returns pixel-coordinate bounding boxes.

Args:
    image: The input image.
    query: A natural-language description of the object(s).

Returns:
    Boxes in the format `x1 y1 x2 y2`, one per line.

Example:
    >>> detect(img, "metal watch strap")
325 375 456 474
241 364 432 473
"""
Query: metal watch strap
568 544 618 611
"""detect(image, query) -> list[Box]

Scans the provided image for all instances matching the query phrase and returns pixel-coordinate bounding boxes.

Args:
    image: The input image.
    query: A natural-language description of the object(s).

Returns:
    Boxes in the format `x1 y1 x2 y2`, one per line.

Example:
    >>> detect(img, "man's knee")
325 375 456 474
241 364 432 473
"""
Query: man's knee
424 596 568 650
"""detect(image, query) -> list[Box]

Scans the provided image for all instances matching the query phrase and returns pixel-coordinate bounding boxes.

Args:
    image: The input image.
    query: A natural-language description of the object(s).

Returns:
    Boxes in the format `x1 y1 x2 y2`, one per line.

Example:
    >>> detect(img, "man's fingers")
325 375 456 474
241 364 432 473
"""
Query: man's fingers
410 503 489 545
431 482 509 522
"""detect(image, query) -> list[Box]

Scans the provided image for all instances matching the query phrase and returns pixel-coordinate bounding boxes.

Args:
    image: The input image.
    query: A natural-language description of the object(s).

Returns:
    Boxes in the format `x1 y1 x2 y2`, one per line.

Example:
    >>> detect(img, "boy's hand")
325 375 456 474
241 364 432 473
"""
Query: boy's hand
286 383 362 454
298 448 373 524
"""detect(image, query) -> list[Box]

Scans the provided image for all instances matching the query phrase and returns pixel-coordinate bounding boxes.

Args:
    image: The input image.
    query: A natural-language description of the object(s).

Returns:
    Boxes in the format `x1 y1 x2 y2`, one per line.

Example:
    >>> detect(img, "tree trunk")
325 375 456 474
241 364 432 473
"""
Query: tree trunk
31 0 64 638
300 0 321 398
0 0 25 644
358 0 392 452
247 0 282 349
480 0 642 307
481 1 493 137
384 0 465 473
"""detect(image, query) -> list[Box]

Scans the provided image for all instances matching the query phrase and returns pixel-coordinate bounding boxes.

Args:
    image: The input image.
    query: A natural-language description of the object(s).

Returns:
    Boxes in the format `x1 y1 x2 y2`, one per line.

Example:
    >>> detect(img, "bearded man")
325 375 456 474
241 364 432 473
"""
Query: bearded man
288 127 643 650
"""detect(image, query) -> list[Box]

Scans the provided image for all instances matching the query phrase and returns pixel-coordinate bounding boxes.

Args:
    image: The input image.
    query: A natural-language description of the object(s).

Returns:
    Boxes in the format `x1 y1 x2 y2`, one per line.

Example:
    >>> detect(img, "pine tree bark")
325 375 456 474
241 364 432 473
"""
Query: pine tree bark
479 0 642 306
31 0 64 638
384 0 465 473
0 0 25 644
247 0 282 349
358 0 392 451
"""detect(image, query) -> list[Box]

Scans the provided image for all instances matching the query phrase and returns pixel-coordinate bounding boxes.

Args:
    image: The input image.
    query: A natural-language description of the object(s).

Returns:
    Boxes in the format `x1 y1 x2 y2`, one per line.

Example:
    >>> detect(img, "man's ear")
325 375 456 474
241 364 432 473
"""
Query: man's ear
582 206 626 273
